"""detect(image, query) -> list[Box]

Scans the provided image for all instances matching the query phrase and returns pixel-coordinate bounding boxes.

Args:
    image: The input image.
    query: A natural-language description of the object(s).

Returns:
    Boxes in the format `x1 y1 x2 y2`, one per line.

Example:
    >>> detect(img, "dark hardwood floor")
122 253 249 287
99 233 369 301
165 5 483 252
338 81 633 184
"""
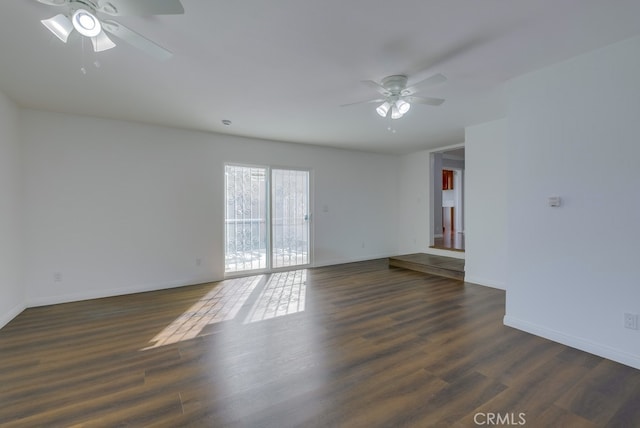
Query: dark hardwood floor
1 259 638 427
389 253 465 281
432 231 465 252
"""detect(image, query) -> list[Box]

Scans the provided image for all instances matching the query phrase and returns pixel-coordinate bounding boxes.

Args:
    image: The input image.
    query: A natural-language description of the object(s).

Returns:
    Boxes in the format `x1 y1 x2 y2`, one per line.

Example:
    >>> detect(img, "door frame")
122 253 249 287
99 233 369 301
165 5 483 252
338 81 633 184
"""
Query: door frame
428 144 465 251
223 162 313 277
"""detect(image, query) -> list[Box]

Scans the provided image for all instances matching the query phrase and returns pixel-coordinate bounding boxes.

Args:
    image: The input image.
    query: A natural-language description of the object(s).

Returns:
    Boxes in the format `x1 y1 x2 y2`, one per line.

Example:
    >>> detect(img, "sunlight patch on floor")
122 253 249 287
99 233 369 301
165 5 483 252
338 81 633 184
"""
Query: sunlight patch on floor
244 270 307 323
143 275 262 349
142 270 308 349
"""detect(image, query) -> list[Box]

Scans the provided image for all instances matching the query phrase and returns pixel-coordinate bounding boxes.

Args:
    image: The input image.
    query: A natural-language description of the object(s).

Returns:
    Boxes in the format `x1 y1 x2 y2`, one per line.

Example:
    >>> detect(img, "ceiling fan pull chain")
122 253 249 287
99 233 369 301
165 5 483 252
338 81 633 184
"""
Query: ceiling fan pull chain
80 35 87 74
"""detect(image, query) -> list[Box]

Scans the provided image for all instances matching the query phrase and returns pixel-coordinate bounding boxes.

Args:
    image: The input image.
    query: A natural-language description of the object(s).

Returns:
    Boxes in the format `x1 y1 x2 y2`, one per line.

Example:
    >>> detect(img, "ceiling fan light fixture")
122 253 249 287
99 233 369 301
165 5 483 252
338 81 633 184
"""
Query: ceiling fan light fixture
391 104 403 120
72 9 102 38
396 99 411 115
91 31 116 52
41 14 74 43
376 101 391 117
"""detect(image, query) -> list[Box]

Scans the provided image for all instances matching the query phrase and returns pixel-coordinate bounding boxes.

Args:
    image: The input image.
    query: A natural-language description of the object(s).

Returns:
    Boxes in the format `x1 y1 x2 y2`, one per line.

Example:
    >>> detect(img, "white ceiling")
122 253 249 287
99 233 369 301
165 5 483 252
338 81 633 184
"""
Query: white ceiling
2 0 640 154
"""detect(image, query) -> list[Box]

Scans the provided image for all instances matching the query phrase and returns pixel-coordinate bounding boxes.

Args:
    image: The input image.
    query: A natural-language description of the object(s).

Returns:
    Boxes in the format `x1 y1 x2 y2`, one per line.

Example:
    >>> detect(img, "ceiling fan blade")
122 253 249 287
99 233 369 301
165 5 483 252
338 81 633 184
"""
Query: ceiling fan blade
361 80 390 96
402 73 447 95
102 20 172 60
340 98 385 107
41 13 73 43
37 0 67 6
91 30 117 52
98 0 184 16
404 96 445 106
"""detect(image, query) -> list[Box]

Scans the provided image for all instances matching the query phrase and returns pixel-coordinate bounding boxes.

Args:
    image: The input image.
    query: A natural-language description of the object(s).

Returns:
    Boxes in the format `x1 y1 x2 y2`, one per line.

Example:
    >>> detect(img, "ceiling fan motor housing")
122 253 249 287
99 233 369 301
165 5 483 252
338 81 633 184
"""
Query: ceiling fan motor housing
70 0 99 12
381 75 409 97
64 0 119 15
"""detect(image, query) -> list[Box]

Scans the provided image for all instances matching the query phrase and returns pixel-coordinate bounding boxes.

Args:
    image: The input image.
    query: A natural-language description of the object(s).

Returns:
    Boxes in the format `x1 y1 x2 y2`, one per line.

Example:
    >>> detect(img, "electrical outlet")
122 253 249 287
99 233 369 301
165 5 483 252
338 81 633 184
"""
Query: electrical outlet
624 313 639 330
53 272 62 282
195 258 202 266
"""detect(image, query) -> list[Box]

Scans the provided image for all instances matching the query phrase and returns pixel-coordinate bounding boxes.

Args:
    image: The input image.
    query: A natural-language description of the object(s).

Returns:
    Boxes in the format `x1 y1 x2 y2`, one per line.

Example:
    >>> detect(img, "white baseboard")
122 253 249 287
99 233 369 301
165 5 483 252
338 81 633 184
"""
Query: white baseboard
27 275 222 308
0 303 26 330
464 276 506 290
26 255 399 308
504 315 640 370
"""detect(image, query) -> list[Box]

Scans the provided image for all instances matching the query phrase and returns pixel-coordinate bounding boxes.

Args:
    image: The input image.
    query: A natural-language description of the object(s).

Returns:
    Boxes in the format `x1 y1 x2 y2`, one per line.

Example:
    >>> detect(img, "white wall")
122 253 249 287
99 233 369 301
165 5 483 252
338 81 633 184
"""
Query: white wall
0 91 25 328
504 36 640 369
21 110 400 306
465 119 507 289
397 150 430 253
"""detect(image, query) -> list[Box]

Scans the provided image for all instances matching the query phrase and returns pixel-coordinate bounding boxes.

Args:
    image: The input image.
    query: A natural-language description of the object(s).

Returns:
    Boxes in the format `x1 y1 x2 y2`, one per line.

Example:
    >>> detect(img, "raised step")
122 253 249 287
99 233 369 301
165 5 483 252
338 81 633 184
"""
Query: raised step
388 253 465 281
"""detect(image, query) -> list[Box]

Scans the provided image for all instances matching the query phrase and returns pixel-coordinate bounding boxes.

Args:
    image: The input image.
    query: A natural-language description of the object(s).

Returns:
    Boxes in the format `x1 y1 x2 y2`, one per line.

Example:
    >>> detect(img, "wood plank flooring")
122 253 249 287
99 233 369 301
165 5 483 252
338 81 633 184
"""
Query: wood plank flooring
432 231 465 252
389 253 465 281
1 259 639 427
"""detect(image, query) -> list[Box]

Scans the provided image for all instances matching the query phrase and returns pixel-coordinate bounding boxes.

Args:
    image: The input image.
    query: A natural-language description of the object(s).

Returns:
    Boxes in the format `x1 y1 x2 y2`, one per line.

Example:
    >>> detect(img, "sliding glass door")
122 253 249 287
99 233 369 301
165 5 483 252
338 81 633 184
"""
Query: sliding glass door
224 165 268 272
225 164 310 274
272 169 310 268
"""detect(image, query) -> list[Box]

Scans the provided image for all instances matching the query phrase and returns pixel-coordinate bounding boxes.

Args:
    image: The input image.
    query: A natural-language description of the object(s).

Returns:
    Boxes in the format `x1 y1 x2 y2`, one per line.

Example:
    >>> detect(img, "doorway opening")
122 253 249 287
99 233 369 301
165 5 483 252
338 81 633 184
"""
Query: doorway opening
431 148 465 252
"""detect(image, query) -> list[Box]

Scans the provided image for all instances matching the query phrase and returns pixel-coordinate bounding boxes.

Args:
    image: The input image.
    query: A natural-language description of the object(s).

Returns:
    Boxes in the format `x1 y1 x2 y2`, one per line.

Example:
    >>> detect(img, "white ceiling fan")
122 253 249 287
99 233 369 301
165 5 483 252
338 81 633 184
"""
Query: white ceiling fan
343 73 446 119
37 0 184 60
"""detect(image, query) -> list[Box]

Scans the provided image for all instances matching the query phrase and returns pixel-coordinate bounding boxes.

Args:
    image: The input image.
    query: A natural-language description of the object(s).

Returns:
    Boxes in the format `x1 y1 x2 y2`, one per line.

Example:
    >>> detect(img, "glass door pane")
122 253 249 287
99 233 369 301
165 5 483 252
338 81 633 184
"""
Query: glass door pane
271 169 310 268
224 165 267 273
